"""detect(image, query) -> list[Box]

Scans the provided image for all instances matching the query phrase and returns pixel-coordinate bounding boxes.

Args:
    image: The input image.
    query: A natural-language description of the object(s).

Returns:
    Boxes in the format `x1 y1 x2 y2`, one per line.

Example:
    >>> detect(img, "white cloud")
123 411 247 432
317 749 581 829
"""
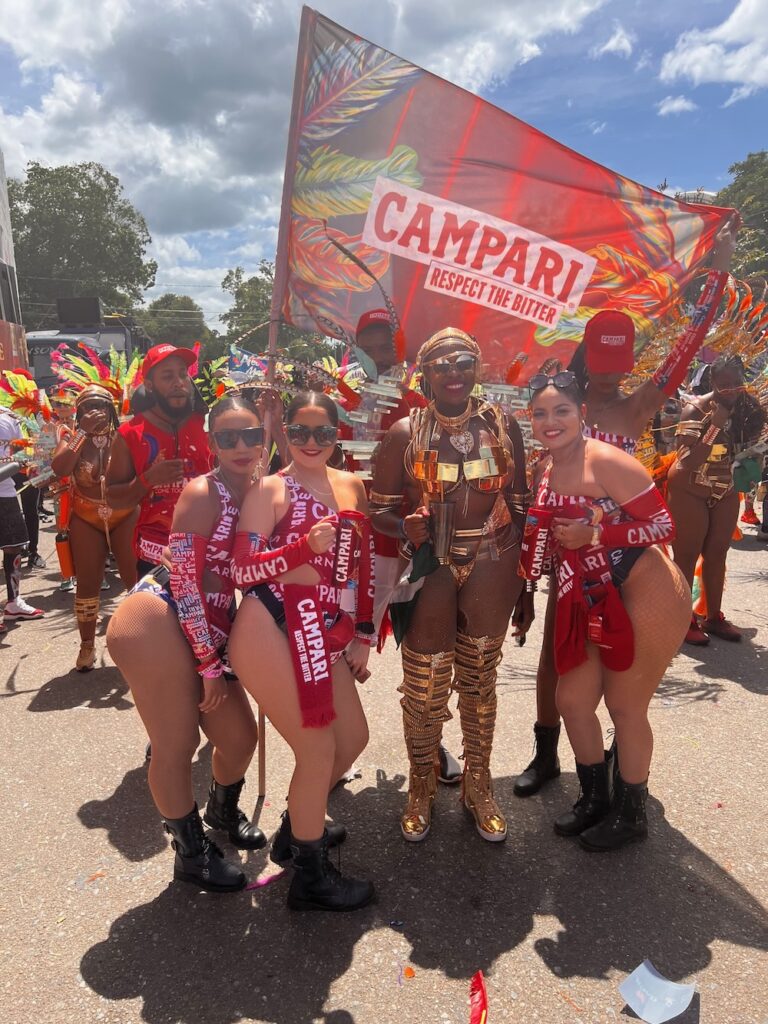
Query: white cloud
656 94 698 116
660 0 768 104
635 49 652 72
590 22 635 59
0 0 610 318
588 120 607 134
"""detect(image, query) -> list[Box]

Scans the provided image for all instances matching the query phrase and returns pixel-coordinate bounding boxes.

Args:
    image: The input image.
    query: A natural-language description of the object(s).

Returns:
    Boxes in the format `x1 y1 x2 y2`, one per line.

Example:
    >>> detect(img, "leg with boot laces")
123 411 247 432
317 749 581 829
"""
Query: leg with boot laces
579 547 689 852
229 597 373 911
454 631 507 841
514 586 561 797
107 592 255 892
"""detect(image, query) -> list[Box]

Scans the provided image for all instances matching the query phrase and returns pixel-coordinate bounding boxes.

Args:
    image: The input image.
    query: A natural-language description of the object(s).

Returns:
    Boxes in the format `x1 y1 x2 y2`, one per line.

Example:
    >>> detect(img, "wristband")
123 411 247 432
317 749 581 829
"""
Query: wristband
67 430 87 453
398 517 407 540
525 579 537 593
200 661 225 680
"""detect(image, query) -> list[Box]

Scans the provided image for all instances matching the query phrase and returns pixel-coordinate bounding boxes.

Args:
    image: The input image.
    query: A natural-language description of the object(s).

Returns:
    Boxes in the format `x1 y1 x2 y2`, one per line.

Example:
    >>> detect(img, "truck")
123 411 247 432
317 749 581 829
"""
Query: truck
25 296 151 392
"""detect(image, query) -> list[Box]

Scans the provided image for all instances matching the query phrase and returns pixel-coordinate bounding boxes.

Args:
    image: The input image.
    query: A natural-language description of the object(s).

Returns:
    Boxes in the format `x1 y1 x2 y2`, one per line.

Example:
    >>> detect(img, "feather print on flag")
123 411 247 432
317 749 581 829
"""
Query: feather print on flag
299 37 421 163
293 144 422 219
289 219 389 292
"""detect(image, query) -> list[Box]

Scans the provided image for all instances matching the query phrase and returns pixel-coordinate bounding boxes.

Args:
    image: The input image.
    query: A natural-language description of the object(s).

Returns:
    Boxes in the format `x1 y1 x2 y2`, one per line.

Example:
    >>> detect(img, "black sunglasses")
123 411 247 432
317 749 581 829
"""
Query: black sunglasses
213 427 265 449
286 424 339 447
427 354 477 375
528 371 577 395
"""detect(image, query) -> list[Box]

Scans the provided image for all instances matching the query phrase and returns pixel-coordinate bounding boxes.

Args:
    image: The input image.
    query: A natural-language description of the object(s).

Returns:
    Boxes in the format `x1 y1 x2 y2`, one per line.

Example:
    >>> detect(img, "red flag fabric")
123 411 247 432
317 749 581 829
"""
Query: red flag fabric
272 7 734 384
469 970 489 1024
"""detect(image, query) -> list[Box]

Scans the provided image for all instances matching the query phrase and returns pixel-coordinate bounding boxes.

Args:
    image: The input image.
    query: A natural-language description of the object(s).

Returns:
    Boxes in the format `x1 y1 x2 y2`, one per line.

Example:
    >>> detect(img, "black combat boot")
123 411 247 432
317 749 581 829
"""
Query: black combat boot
287 832 374 912
203 777 266 850
270 809 347 866
554 760 611 836
163 804 246 892
513 723 561 797
579 774 648 852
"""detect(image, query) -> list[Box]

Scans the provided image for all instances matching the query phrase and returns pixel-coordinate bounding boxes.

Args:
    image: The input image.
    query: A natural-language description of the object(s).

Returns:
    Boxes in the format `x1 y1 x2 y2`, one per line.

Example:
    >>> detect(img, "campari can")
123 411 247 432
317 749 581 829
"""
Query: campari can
333 514 360 587
518 507 553 581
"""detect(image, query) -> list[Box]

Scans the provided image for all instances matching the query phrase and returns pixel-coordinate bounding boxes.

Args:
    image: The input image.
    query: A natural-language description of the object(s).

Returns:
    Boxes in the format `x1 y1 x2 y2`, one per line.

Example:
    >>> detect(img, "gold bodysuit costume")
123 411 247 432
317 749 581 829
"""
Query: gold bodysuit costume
379 328 528 844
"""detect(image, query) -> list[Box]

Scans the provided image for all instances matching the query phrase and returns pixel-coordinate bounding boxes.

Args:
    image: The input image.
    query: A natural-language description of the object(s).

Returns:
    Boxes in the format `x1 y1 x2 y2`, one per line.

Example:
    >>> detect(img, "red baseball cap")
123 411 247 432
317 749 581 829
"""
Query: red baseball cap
142 344 196 376
584 310 635 375
356 309 391 337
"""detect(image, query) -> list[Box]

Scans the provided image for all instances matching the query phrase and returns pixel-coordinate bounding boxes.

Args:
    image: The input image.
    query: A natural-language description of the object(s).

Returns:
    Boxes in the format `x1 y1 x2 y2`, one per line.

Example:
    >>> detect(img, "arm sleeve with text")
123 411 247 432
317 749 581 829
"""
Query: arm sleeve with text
600 485 676 548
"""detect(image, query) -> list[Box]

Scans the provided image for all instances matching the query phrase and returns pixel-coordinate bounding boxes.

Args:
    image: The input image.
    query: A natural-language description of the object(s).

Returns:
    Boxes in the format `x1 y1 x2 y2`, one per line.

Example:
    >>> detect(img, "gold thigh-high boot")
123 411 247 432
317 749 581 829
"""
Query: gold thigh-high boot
74 596 100 672
455 632 507 841
398 643 455 841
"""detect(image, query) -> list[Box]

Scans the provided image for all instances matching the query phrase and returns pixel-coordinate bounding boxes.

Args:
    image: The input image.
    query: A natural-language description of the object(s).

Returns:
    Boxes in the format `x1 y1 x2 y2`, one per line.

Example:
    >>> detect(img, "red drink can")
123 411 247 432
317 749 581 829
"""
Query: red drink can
518 507 553 581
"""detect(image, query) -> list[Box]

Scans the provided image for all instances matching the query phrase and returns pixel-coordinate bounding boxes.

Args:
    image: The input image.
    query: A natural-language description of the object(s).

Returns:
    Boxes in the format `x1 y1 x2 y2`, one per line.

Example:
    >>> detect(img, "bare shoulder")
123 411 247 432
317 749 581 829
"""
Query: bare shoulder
242 474 282 511
587 437 638 470
329 467 367 502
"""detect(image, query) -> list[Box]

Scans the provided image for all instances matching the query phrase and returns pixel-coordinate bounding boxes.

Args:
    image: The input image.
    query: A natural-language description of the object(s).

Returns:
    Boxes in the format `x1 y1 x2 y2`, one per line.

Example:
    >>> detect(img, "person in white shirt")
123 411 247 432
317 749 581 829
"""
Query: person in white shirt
0 410 44 626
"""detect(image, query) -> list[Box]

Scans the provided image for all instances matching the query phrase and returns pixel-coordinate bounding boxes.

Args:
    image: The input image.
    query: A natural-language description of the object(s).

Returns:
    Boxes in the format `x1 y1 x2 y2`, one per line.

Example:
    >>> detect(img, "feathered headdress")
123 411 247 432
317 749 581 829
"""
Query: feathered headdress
51 343 143 416
0 370 52 421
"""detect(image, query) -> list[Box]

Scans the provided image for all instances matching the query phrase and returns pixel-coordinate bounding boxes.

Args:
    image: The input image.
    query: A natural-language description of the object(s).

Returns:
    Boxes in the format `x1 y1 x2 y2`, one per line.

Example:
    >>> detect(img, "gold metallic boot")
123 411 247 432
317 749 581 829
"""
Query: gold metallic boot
455 632 507 842
398 644 454 842
74 596 99 672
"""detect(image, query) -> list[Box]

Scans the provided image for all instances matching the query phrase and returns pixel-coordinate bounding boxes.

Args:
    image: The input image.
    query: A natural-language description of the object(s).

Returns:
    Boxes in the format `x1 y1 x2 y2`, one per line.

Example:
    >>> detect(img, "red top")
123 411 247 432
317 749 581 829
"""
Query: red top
120 414 212 563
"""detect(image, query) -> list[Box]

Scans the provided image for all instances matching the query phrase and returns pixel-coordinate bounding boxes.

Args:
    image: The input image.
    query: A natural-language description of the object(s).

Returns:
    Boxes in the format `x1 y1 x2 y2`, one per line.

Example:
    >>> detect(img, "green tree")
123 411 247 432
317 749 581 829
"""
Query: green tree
134 292 221 357
8 161 157 329
715 151 768 281
220 261 339 364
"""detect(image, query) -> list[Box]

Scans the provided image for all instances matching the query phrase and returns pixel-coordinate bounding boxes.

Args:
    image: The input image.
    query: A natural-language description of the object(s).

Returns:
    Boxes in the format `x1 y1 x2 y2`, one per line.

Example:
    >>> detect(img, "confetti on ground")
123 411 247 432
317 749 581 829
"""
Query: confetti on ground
85 871 106 883
712 801 725 809
390 919 404 928
245 870 286 891
559 991 585 1013
403 966 415 979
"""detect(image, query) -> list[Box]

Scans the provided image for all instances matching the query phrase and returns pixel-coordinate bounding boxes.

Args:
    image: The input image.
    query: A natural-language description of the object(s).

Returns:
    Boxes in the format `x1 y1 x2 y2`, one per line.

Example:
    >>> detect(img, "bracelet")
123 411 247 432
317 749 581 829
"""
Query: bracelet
525 579 537 593
200 662 225 680
398 517 407 540
138 471 153 492
66 430 87 453
701 425 719 446
591 524 602 547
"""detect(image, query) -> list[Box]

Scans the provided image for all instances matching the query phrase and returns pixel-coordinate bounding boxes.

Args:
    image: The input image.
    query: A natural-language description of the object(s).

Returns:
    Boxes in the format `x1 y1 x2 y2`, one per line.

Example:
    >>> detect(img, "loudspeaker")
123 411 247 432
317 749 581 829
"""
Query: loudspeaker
56 296 103 325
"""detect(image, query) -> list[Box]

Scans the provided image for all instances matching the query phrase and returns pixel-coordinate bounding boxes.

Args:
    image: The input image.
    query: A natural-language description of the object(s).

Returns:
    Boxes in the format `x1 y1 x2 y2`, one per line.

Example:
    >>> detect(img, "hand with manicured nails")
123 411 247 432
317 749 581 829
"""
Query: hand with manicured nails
552 517 595 550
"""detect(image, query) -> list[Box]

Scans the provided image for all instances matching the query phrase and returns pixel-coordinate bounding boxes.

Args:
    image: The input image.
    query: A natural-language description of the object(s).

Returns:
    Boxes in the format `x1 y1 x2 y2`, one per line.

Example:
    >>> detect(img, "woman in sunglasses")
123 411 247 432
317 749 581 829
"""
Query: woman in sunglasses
524 368 689 850
514 220 738 799
107 394 266 894
666 354 765 644
229 391 376 913
370 327 531 844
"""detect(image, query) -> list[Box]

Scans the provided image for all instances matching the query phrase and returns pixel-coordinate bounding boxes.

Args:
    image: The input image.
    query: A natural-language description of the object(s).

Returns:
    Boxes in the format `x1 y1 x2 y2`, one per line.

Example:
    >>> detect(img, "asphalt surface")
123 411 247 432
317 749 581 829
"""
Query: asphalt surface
1 520 767 1024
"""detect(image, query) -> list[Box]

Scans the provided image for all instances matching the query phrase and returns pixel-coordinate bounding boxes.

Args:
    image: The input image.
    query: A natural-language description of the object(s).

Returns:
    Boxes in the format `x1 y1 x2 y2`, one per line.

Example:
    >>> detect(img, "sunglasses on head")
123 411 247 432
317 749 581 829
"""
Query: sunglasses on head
213 427 265 449
528 370 577 396
427 354 478 375
286 424 338 447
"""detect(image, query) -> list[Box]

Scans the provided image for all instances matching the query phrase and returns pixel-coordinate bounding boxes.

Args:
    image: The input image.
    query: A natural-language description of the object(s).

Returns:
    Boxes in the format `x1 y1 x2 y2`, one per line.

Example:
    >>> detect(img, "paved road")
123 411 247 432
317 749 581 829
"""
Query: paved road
2 521 767 1024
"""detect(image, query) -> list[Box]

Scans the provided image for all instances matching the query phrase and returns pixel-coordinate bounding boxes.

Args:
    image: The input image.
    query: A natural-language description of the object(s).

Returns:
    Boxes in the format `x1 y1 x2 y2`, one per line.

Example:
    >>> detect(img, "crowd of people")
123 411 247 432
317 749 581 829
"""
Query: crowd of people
1 221 767 912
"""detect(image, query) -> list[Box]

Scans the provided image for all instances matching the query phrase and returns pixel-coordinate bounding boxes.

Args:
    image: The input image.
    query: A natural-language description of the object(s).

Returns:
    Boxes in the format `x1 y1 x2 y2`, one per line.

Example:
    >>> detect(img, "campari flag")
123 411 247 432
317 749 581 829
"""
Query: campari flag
271 7 735 383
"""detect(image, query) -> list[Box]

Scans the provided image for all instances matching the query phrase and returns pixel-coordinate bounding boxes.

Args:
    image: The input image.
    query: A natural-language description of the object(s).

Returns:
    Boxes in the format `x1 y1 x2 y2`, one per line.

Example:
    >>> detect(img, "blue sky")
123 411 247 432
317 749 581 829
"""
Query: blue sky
0 0 765 327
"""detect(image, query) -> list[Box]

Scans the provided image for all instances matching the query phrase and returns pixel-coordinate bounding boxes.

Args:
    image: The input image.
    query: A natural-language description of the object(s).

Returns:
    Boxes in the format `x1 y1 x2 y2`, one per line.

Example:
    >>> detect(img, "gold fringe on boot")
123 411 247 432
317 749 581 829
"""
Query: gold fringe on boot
454 632 507 841
74 596 100 672
398 644 455 841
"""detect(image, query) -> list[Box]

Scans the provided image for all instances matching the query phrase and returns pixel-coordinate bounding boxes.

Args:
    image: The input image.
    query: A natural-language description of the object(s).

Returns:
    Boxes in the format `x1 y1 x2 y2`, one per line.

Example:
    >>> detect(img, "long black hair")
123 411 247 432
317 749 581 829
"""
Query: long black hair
284 390 339 425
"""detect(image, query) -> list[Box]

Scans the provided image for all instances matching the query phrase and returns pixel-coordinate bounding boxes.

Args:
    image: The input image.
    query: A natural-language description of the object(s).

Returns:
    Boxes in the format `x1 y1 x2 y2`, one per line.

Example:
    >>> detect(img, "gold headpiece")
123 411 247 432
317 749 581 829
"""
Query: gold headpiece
75 384 115 407
417 327 482 367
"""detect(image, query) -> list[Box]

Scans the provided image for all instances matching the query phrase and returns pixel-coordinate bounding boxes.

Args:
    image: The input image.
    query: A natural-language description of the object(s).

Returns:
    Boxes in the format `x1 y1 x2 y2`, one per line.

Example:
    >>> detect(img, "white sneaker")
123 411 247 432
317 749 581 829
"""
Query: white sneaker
4 597 45 620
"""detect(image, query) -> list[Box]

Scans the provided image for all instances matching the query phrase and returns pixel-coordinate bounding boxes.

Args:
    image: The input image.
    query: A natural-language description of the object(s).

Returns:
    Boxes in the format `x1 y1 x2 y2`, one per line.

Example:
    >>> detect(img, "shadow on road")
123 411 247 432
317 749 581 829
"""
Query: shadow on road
80 768 768 1024
27 664 133 712
78 744 214 863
